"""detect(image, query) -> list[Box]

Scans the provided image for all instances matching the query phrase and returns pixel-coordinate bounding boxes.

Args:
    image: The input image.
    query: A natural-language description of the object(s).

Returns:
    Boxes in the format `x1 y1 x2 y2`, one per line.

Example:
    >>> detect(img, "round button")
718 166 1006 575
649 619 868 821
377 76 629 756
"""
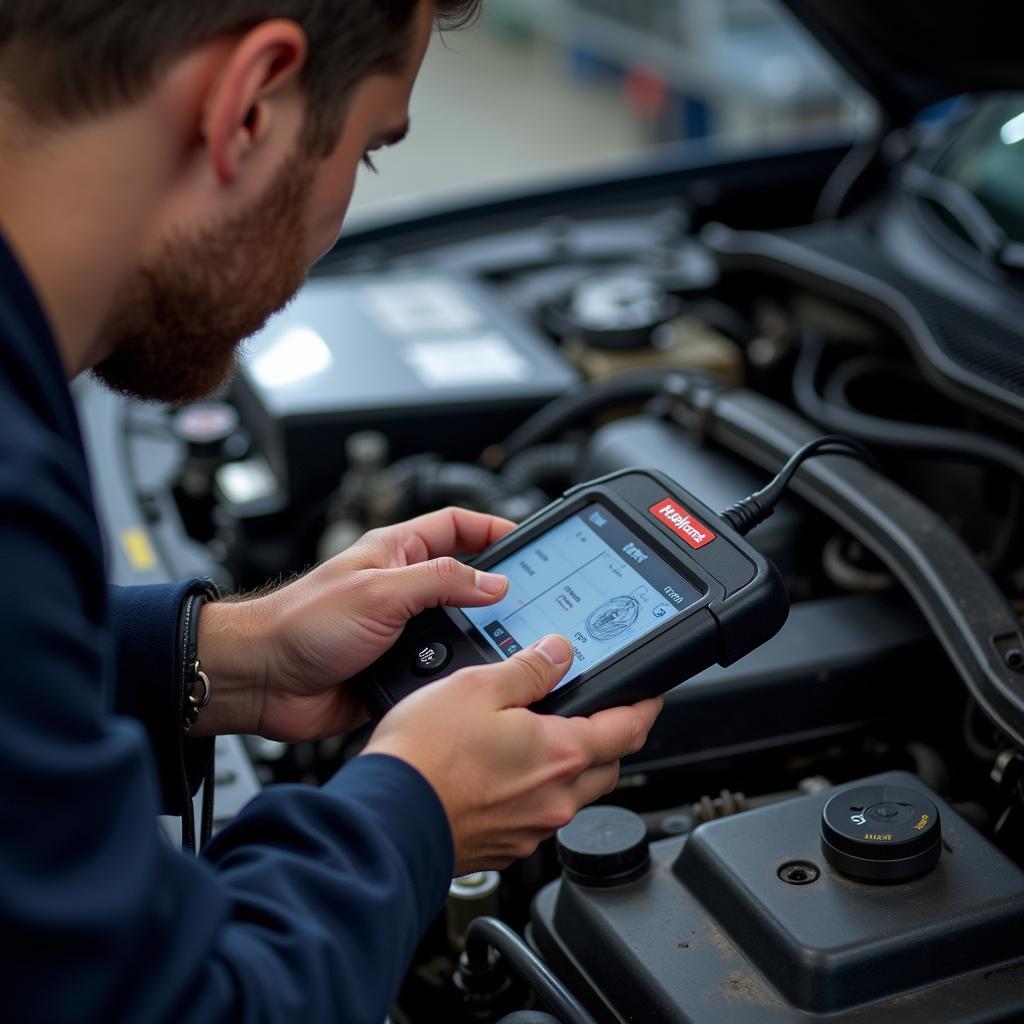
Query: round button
410 642 451 676
557 806 650 887
821 783 941 883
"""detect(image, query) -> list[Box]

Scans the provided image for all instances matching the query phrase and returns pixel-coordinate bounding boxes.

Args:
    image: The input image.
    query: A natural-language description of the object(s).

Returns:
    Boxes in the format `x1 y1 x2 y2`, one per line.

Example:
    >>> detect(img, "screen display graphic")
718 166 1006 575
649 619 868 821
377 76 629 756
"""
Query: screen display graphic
459 503 703 690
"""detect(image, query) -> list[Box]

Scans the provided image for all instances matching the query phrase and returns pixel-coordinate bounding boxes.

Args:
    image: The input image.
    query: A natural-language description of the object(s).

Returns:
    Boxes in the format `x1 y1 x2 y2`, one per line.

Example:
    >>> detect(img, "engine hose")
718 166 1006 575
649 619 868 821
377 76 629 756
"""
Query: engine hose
492 369 715 467
501 443 583 495
794 334 1023 570
465 918 597 1024
794 333 1024 483
421 462 547 520
373 456 545 523
820 354 915 410
663 382 1024 749
822 353 1023 573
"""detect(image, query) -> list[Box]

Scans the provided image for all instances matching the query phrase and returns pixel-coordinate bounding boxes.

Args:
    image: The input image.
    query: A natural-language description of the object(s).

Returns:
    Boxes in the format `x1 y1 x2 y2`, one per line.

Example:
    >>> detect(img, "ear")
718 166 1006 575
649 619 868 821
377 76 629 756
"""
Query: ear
203 19 308 185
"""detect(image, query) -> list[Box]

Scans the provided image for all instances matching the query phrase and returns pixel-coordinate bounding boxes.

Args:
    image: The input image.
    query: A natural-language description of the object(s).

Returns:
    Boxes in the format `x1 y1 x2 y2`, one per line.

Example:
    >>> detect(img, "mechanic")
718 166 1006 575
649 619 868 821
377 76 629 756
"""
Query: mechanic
0 2 662 1021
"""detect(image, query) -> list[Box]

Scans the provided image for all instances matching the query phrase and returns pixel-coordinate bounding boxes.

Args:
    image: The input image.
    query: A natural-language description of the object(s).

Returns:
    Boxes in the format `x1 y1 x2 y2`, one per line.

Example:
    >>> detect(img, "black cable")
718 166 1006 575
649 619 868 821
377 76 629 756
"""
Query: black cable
373 455 545 522
200 759 216 848
819 353 909 411
464 918 597 1024
500 443 583 495
793 333 1024 569
821 353 1024 573
720 434 879 535
492 370 713 467
815 132 888 222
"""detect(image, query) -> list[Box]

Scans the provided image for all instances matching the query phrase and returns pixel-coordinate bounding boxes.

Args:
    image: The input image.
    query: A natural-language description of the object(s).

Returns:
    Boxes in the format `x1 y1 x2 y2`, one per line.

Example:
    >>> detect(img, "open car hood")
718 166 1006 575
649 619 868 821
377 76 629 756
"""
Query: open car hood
780 0 1024 125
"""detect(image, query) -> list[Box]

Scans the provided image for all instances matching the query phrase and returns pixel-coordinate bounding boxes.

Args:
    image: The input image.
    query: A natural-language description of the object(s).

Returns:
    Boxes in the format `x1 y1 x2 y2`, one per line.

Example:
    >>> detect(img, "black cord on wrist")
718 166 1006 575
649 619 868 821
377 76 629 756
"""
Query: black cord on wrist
177 581 219 854
182 597 213 734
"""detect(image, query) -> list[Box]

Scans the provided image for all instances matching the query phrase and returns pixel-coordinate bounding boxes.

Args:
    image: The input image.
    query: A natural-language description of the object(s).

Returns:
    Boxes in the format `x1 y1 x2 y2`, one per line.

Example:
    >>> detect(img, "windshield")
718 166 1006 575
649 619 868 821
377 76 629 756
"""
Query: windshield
347 0 874 224
934 94 1024 245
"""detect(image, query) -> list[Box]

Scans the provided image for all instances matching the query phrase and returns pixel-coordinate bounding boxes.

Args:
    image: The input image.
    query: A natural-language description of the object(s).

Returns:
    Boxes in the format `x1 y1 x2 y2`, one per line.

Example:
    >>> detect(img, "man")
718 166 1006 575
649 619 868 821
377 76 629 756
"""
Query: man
0 2 662 1021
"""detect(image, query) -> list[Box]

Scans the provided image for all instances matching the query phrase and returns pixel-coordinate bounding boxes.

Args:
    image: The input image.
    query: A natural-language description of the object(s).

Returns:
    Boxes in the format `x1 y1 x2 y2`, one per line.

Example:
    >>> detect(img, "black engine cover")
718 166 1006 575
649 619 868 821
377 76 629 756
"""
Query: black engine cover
531 771 1024 1022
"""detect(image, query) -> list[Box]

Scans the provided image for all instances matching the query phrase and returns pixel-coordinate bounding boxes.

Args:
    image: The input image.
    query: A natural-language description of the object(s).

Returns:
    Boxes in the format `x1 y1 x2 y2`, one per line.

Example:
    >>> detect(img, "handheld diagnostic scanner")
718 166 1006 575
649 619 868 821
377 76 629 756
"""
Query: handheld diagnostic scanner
356 465 798 719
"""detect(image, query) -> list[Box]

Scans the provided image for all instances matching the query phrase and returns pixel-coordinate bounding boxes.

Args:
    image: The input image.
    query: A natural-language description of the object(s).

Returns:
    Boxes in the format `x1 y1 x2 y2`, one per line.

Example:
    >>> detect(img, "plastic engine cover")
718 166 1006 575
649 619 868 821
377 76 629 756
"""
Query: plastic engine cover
531 771 1024 1022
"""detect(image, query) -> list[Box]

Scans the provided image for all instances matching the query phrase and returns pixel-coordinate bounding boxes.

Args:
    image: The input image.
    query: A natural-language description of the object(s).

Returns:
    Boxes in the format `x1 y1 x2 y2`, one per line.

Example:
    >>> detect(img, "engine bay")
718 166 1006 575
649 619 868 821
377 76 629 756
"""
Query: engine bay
78 97 1024 1022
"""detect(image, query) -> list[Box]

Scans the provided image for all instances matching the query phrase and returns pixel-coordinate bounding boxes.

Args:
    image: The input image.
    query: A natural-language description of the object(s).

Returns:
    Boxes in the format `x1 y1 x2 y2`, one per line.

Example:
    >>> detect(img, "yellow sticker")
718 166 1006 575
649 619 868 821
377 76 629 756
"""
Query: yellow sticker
121 528 157 572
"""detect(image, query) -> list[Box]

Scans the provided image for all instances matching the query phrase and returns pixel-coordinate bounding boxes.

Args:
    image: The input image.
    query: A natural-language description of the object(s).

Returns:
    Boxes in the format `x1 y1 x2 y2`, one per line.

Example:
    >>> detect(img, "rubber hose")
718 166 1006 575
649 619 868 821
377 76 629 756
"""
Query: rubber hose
501 443 583 494
495 369 715 466
465 918 597 1024
794 333 1024 481
819 352 1022 571
422 463 547 520
793 334 1023 570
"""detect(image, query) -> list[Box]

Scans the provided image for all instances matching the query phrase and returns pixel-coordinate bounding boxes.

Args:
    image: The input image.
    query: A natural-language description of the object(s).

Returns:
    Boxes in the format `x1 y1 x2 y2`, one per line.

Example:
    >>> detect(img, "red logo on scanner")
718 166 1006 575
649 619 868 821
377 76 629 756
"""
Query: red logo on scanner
649 499 716 549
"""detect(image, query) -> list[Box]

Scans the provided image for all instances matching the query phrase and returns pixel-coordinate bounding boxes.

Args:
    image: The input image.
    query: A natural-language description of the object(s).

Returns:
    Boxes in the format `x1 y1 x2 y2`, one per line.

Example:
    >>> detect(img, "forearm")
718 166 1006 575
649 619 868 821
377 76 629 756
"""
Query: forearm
191 598 273 737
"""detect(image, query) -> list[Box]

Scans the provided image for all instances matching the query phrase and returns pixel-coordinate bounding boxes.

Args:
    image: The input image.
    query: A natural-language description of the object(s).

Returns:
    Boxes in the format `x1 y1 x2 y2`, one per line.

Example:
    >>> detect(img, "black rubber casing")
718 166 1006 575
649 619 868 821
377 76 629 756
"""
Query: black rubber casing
356 468 789 720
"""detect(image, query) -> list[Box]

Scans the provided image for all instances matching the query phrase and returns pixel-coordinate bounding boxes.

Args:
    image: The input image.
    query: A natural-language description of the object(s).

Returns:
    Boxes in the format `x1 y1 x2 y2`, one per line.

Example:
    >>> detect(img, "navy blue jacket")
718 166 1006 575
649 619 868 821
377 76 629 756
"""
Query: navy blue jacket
0 234 454 1022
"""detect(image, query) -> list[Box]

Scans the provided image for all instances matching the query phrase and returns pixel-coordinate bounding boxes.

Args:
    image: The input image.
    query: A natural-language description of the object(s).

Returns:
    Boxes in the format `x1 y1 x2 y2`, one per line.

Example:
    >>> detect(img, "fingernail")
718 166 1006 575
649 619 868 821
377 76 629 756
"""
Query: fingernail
533 635 572 666
475 571 508 595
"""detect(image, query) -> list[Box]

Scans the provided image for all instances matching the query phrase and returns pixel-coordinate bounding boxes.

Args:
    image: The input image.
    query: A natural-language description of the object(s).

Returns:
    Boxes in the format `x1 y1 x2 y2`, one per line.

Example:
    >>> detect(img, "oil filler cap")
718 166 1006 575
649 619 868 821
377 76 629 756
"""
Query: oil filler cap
557 806 649 887
821 783 941 883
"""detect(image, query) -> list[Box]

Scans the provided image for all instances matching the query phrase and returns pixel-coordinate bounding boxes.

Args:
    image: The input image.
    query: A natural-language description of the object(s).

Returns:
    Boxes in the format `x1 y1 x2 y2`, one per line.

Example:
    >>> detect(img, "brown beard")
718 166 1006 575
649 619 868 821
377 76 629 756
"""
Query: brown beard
92 150 315 406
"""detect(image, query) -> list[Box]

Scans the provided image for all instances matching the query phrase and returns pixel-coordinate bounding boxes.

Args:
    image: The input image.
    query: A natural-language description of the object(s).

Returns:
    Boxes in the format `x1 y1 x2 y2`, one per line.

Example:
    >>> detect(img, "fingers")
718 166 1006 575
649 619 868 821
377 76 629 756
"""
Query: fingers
571 760 621 806
570 696 663 764
486 635 575 708
383 556 509 616
376 507 518 567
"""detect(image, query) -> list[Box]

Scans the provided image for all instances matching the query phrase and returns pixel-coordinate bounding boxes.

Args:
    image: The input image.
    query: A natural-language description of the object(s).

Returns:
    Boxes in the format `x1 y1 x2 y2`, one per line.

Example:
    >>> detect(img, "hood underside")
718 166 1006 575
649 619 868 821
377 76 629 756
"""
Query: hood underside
780 0 1024 124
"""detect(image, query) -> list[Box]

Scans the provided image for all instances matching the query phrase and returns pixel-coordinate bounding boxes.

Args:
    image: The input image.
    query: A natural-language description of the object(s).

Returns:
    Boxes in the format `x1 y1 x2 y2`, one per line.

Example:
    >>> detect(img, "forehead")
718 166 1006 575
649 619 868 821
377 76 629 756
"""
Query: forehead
402 0 436 84
348 1 434 120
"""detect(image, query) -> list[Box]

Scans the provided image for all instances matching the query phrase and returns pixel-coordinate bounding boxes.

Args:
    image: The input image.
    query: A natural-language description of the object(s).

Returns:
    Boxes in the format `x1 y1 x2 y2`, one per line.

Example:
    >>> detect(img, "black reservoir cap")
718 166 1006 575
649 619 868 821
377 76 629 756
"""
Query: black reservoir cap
821 783 941 883
557 806 650 887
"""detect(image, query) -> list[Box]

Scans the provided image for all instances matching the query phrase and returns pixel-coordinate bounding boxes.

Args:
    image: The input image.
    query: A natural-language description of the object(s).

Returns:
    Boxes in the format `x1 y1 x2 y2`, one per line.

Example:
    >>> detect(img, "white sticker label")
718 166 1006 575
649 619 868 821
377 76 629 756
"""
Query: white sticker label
363 280 483 336
405 334 531 388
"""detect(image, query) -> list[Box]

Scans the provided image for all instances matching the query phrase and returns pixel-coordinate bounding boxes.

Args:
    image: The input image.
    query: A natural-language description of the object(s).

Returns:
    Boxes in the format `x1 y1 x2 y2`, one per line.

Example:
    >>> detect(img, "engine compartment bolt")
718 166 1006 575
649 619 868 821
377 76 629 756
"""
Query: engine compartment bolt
778 861 820 885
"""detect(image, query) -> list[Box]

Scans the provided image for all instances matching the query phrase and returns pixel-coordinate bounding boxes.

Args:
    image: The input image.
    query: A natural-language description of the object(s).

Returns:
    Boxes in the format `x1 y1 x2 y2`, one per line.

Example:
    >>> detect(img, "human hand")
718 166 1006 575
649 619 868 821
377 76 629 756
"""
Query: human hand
192 507 516 739
363 634 664 874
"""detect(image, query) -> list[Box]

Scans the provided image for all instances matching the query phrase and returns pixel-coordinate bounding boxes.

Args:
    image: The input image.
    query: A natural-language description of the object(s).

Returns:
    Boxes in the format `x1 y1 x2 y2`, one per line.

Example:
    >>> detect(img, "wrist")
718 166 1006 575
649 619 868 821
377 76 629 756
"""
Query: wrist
190 599 272 736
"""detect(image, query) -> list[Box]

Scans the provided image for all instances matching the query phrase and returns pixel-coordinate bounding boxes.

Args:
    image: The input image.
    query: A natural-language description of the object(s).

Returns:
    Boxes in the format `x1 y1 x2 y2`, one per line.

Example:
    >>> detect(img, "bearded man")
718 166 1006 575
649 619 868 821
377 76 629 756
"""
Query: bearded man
0 2 661 1021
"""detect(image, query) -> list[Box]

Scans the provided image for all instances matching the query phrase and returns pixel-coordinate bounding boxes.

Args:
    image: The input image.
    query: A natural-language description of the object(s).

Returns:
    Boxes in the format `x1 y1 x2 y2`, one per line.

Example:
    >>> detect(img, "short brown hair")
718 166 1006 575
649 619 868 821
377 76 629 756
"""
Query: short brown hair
0 0 480 154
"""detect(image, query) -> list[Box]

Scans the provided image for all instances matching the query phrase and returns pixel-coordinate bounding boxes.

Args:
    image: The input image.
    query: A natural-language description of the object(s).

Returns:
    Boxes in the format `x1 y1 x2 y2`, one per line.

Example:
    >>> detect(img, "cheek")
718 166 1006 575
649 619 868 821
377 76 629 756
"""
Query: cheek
306 155 360 259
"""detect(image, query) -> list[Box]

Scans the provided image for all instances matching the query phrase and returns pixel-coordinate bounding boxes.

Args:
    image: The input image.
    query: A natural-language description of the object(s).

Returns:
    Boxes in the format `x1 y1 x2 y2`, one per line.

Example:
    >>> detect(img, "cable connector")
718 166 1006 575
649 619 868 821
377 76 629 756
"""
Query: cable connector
720 435 879 536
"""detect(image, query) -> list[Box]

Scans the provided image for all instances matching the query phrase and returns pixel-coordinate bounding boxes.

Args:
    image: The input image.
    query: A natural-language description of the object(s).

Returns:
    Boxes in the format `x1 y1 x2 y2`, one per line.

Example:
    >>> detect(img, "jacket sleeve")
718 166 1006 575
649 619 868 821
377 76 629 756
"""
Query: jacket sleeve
108 582 214 815
1 450 455 1024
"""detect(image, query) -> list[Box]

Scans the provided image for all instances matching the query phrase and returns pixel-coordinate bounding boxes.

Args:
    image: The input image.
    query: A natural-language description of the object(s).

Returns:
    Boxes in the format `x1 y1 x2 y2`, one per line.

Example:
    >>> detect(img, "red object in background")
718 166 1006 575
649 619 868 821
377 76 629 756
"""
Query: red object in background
624 66 669 120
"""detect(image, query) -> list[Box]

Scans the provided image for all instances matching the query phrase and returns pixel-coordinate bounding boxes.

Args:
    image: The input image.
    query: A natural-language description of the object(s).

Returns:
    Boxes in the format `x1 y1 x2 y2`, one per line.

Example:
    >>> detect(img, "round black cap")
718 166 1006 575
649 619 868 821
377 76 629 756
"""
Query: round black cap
821 784 941 883
556 806 649 887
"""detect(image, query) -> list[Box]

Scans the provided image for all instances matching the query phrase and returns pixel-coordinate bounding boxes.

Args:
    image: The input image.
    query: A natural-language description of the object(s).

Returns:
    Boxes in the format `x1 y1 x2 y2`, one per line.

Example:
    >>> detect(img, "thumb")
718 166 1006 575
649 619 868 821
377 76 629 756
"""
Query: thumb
490 635 575 708
386 556 508 617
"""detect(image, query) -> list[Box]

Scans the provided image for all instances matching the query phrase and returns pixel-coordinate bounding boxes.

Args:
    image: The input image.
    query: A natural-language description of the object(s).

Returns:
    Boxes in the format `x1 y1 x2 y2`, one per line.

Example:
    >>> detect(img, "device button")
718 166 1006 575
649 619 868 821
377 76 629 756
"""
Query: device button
411 642 452 676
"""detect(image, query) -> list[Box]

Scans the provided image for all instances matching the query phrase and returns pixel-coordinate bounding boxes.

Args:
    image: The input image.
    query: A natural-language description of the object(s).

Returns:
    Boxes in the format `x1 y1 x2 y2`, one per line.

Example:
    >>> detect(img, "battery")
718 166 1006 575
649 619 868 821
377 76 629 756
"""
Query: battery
232 272 580 505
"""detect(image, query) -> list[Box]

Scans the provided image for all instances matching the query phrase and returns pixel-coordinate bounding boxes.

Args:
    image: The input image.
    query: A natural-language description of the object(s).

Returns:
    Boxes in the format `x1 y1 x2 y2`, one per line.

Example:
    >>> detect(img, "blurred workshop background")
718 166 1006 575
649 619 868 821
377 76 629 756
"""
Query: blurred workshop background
347 0 876 225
